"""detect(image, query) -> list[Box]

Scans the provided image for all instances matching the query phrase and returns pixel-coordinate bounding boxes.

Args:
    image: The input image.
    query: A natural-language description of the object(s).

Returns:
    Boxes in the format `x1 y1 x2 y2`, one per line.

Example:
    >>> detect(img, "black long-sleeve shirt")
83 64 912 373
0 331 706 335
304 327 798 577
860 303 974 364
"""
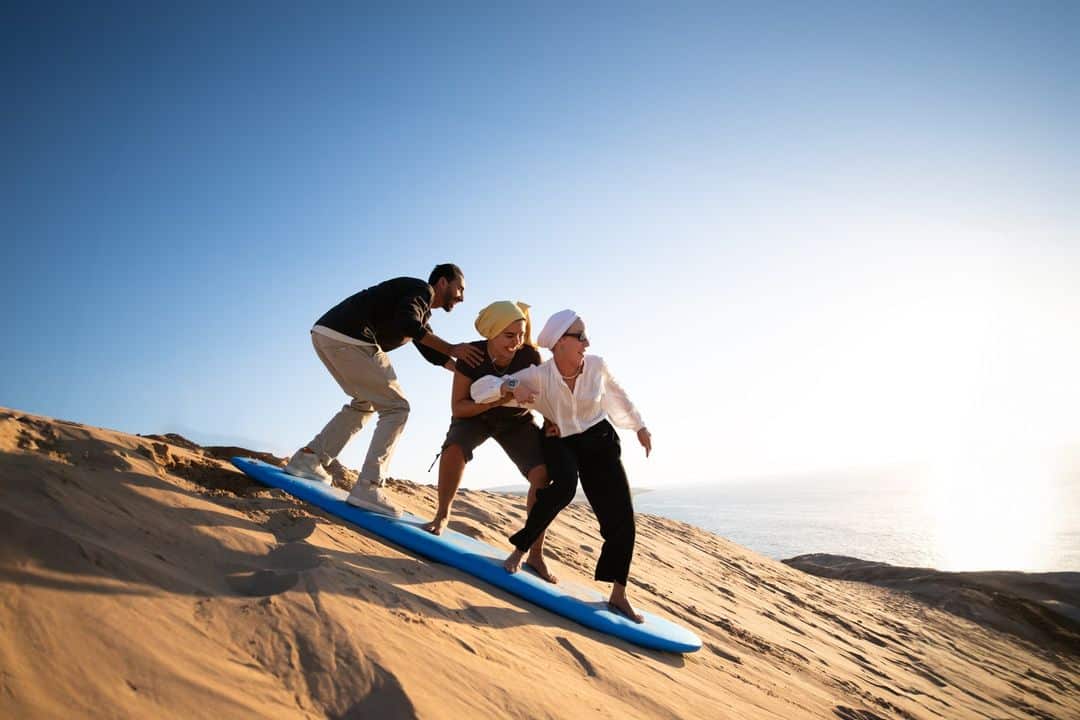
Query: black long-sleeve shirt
314 277 451 367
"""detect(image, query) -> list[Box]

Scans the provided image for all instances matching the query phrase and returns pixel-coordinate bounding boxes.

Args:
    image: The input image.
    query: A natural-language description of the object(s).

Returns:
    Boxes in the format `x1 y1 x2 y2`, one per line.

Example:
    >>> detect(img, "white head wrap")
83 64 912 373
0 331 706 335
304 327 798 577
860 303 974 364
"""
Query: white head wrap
536 309 579 349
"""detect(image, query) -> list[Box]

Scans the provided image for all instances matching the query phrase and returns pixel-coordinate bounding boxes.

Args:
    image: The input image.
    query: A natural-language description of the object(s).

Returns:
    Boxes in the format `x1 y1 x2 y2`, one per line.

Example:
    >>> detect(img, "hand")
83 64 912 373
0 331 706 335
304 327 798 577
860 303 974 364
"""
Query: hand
637 428 652 457
543 419 561 437
511 383 536 404
451 343 484 366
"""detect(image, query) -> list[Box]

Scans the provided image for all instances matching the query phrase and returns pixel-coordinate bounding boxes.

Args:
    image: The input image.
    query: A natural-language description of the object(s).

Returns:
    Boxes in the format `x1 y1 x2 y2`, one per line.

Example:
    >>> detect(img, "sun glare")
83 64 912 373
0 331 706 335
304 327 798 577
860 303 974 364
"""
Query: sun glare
924 448 1063 572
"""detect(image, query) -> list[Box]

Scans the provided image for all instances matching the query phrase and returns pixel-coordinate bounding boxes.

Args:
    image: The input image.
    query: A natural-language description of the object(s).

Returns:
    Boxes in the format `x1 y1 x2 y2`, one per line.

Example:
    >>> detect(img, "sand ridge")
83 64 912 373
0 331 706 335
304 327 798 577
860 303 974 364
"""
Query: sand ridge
0 407 1076 719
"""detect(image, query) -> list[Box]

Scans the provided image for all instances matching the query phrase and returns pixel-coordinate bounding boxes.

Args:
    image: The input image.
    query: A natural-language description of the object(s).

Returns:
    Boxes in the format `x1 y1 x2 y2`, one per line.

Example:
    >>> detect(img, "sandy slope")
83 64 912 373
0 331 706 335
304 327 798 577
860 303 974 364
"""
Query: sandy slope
0 407 1076 719
783 555 1080 655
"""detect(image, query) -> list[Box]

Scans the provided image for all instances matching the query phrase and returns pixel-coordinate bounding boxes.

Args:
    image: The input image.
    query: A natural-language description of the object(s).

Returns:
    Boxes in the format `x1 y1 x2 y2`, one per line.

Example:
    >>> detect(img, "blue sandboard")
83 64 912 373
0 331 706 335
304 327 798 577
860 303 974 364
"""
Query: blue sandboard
231 457 702 654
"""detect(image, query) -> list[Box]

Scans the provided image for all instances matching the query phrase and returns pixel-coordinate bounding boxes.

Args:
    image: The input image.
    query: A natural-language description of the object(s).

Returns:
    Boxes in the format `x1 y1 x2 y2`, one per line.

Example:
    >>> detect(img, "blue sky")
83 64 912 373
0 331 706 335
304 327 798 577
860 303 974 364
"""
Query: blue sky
4 2 1079 491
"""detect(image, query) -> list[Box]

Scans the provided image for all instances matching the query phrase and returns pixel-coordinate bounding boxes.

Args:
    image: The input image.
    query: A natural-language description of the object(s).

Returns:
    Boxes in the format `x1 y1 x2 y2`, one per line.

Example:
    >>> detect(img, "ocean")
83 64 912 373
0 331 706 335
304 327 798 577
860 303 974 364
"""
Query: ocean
633 469 1080 573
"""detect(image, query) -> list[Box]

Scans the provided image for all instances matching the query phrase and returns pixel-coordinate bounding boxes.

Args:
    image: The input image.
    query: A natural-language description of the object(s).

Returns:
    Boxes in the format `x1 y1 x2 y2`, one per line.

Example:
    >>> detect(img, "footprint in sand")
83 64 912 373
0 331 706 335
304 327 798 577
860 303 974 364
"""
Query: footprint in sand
226 569 299 596
225 515 323 595
266 514 318 543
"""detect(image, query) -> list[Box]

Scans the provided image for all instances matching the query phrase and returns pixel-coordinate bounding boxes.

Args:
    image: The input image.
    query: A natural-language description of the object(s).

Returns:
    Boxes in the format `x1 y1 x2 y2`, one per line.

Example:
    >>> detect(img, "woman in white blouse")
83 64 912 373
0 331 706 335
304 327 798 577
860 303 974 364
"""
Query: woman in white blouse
471 309 652 622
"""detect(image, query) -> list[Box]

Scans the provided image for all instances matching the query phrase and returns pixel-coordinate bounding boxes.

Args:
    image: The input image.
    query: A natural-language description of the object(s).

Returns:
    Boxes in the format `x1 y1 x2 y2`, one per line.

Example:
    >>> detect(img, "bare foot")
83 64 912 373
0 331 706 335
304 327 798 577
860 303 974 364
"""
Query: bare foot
422 515 448 535
607 597 645 623
503 549 525 574
524 553 558 584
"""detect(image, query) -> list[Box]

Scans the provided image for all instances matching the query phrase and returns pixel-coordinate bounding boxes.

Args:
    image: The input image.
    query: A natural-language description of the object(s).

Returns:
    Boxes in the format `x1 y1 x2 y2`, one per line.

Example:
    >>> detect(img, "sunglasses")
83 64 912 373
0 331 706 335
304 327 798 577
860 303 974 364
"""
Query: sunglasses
562 332 588 343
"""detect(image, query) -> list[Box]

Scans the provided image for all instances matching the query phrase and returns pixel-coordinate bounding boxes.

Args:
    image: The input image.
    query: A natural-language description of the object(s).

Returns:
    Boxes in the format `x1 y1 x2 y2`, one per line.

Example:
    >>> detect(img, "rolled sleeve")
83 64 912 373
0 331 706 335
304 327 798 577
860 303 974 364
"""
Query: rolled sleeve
471 365 541 405
470 375 505 404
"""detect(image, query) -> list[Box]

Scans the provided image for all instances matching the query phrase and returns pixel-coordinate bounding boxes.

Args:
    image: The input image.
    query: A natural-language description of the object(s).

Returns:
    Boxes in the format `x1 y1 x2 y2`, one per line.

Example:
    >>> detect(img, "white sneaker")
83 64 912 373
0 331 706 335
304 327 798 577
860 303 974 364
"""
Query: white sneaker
346 482 402 518
284 450 332 485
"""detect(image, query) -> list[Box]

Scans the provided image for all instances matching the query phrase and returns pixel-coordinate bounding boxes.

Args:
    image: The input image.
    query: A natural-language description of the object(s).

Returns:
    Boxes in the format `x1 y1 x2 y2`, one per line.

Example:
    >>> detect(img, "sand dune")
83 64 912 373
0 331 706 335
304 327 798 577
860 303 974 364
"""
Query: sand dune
783 555 1080 655
1 406 1076 719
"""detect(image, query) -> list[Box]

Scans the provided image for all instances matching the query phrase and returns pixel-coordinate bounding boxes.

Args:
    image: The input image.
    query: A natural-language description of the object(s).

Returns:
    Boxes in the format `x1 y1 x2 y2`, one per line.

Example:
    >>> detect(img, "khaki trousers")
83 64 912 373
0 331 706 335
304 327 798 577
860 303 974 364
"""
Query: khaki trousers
306 331 410 487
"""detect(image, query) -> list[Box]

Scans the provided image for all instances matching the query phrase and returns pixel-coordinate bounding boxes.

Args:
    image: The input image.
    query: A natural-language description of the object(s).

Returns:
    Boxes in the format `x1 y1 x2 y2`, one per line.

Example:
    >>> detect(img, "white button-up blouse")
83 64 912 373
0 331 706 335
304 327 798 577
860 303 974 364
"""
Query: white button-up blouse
470 354 645 437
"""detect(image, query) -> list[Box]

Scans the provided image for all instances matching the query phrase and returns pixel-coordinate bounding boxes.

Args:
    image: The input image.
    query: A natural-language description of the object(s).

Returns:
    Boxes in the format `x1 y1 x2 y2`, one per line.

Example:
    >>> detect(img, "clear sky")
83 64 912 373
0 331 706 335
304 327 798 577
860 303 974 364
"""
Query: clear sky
5 2 1079 493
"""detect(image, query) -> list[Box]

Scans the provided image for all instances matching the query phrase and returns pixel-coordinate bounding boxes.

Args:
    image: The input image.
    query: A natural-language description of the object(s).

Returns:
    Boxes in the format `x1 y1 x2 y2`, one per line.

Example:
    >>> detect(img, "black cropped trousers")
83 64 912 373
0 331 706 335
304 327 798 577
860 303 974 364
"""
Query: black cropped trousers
509 420 636 584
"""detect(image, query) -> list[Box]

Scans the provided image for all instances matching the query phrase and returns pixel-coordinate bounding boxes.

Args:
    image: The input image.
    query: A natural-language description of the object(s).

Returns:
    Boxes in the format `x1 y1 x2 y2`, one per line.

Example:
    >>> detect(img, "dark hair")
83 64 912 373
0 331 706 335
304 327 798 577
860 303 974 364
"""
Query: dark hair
429 263 463 286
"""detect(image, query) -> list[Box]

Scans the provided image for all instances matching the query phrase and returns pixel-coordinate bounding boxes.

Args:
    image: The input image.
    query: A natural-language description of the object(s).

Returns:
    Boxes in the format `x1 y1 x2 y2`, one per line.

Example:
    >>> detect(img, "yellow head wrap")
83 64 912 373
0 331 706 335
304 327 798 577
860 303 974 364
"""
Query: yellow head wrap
474 301 534 346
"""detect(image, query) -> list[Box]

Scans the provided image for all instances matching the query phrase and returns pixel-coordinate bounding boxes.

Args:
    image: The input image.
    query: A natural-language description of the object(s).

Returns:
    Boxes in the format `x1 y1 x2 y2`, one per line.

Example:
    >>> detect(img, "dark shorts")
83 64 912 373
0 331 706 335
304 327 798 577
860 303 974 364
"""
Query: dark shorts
441 412 544 477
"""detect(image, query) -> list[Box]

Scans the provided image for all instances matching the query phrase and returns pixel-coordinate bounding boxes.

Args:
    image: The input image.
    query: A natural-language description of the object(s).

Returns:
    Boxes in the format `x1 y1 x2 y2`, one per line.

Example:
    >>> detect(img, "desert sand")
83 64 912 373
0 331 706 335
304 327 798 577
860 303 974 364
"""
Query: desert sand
1 406 1076 719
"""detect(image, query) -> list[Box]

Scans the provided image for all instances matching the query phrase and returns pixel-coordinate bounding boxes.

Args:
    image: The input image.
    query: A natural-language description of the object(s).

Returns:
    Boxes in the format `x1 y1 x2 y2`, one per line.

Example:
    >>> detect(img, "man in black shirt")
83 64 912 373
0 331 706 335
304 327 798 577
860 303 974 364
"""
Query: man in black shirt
284 263 484 517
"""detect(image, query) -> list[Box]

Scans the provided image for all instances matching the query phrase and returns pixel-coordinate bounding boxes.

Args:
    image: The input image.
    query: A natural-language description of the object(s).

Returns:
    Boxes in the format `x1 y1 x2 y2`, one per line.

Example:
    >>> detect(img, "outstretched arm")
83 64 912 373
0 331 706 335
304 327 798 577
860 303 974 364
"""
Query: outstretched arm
398 290 484 367
413 337 455 369
599 358 651 456
417 333 484 366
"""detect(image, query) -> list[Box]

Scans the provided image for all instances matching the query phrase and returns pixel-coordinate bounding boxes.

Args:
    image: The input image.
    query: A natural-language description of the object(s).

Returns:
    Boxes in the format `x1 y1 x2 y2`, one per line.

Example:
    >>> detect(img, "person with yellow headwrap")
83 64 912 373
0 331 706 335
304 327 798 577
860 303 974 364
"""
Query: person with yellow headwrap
421 300 558 583
472 300 535 348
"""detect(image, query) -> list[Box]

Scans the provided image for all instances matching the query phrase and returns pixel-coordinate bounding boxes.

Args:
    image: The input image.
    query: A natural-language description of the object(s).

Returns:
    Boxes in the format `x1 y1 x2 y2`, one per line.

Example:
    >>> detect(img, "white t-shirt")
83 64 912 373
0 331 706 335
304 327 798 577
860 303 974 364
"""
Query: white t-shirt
470 354 645 437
